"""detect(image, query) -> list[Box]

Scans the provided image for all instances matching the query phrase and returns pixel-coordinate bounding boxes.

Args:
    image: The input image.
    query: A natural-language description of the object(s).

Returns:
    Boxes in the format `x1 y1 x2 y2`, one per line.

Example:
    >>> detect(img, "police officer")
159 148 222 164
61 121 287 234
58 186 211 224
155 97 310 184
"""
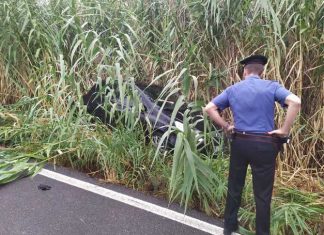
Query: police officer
204 55 301 235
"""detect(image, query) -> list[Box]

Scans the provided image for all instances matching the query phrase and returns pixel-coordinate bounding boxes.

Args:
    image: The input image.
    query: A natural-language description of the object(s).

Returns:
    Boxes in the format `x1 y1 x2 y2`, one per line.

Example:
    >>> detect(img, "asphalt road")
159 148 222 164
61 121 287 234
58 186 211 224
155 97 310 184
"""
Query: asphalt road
0 166 224 235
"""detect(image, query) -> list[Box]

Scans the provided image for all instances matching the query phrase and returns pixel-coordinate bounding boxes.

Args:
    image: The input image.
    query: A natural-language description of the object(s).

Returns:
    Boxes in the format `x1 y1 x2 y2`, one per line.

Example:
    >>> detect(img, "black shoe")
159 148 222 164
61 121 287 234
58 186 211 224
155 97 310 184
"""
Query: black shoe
223 226 239 235
223 228 234 235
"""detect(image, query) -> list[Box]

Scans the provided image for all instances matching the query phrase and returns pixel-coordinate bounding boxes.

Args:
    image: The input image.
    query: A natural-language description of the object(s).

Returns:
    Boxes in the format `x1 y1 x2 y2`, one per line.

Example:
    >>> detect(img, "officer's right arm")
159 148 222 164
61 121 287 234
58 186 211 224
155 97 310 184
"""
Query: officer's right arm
203 102 234 132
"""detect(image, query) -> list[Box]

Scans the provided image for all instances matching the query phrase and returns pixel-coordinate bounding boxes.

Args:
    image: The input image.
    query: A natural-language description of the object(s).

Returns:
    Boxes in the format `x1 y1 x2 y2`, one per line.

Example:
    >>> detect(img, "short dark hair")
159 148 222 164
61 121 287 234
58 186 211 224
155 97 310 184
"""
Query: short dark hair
244 64 264 75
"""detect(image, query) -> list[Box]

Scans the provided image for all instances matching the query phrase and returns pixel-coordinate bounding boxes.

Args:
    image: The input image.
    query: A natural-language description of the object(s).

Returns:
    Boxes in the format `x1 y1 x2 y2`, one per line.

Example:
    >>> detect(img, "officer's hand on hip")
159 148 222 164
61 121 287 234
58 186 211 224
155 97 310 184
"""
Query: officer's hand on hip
268 128 289 137
224 124 235 136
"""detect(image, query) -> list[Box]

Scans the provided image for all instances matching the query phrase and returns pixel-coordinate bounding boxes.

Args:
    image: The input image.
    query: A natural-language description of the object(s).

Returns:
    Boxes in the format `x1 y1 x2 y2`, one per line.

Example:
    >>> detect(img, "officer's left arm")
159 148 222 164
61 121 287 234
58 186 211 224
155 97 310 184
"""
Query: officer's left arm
269 94 301 137
203 102 234 132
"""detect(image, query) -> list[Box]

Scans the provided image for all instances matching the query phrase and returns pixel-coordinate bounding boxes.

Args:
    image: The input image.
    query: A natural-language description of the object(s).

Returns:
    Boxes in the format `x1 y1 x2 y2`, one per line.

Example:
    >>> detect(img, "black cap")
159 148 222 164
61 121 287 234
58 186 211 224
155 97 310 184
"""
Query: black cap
239 55 268 66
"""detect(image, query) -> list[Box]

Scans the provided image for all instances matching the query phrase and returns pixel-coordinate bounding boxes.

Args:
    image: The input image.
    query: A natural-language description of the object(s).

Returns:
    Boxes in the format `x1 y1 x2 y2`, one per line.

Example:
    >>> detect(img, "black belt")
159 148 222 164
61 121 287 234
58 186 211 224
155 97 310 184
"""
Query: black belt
232 132 290 144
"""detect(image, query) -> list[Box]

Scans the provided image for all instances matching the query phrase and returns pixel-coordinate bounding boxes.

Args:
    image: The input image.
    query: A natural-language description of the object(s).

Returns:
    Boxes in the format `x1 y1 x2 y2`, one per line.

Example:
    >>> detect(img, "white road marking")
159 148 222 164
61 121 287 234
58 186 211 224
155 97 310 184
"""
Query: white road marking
39 169 239 235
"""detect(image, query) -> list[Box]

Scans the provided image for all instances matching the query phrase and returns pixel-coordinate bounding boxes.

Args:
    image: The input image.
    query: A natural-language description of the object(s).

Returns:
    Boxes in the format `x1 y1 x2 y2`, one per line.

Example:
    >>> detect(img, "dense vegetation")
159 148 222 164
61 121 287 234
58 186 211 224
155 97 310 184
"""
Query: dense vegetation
0 0 323 234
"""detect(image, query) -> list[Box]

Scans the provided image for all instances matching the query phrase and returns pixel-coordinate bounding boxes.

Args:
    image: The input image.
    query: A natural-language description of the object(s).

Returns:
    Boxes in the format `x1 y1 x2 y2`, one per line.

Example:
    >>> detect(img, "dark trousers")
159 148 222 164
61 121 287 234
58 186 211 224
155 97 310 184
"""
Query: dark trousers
224 138 279 235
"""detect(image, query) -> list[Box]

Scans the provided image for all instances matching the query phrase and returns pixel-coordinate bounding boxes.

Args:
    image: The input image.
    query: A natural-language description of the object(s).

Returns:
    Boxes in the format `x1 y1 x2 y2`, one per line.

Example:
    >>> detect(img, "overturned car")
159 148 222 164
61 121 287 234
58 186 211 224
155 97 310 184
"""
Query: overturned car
82 80 222 154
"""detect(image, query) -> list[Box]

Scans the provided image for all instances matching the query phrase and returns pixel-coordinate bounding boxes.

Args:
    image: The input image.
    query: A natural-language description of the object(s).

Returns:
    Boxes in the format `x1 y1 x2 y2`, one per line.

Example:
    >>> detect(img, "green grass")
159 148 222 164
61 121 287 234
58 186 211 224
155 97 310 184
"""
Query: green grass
1 97 323 234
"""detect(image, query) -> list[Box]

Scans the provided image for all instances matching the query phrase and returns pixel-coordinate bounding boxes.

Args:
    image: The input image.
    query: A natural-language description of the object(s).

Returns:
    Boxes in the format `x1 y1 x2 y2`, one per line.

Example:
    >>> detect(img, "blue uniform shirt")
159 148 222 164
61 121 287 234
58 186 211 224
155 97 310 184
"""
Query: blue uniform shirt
212 75 291 133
